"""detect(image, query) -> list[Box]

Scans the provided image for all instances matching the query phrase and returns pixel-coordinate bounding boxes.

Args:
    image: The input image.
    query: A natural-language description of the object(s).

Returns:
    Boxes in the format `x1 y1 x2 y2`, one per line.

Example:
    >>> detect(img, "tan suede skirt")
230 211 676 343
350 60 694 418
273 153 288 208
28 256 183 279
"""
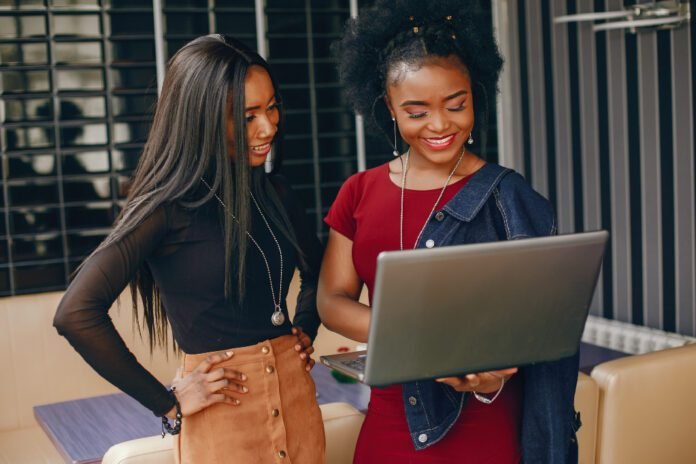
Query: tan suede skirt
174 335 325 464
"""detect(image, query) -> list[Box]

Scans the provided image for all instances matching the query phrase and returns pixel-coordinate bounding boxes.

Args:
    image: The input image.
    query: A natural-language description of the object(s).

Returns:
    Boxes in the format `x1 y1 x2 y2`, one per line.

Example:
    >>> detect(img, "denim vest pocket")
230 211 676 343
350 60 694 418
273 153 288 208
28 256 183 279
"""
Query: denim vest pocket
402 381 465 450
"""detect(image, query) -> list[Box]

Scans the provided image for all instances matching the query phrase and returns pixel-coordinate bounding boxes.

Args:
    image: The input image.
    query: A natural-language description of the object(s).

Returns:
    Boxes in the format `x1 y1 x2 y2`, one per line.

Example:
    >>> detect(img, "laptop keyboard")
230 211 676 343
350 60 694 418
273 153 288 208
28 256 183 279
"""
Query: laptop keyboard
344 354 367 371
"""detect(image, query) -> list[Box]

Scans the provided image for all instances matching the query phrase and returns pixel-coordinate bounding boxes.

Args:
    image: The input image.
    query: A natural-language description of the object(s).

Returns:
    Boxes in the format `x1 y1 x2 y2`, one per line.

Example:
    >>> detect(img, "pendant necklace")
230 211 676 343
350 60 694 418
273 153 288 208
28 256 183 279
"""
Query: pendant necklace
201 179 286 327
399 147 467 250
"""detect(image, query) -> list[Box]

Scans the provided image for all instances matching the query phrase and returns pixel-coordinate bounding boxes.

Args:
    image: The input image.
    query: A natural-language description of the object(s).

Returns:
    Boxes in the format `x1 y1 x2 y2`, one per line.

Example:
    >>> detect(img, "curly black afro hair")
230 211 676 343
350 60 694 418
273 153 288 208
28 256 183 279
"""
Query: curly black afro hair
334 0 503 135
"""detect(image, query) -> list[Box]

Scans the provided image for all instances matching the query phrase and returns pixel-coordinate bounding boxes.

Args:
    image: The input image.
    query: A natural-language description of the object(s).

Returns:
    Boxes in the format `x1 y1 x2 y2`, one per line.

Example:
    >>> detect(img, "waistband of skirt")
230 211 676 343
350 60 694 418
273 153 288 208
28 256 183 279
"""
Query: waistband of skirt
181 334 297 371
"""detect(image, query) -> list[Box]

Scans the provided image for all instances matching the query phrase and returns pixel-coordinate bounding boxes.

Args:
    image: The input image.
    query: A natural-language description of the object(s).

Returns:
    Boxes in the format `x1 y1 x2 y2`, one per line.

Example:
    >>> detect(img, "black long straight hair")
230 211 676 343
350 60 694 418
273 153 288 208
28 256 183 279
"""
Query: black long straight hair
89 34 298 350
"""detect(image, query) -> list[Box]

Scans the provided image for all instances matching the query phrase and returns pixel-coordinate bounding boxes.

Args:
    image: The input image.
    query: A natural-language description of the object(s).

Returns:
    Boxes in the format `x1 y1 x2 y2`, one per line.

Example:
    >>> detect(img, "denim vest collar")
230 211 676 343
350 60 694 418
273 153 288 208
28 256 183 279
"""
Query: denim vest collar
441 162 511 223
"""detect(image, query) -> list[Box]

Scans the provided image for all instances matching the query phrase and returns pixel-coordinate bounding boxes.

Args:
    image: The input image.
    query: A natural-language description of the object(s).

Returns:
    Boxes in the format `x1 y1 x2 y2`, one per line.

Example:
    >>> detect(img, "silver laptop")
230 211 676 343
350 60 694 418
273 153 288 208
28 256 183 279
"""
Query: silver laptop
320 230 608 386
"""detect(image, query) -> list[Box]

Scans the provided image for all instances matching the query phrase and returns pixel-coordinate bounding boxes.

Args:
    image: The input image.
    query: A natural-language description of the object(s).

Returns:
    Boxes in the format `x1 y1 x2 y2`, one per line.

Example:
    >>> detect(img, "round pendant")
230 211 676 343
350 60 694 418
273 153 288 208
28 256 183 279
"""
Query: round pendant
271 310 285 326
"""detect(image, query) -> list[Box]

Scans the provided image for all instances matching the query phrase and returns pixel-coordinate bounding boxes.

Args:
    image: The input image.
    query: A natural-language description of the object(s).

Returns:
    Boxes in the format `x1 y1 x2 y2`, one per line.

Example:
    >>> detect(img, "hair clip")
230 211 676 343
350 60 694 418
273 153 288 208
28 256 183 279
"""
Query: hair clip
408 15 420 32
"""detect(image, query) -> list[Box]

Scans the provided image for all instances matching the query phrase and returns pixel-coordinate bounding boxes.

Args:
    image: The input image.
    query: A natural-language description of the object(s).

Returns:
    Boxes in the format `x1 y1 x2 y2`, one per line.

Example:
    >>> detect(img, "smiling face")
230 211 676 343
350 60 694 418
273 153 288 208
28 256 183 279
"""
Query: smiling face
226 65 280 167
385 55 474 169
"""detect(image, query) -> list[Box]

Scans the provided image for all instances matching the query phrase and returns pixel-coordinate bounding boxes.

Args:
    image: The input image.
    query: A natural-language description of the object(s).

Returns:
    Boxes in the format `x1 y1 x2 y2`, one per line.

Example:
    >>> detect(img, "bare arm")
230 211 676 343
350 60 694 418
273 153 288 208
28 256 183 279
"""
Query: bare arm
317 229 371 343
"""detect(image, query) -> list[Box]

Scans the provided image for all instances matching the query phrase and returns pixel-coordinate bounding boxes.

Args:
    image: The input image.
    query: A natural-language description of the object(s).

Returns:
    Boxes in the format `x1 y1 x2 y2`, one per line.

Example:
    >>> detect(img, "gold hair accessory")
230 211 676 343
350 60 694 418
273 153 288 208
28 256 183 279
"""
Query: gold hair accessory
408 15 419 33
446 15 455 39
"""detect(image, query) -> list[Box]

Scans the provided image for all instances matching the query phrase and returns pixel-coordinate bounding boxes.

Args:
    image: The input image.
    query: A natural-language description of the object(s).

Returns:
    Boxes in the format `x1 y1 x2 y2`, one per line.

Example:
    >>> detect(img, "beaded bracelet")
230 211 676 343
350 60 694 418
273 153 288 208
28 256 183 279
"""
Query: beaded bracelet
161 387 182 437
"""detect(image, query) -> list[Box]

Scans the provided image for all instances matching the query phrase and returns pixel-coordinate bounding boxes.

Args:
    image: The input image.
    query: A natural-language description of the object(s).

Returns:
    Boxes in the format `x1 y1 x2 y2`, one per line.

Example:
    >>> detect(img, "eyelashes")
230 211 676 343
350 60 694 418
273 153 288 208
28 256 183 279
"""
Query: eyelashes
406 105 467 119
245 102 281 123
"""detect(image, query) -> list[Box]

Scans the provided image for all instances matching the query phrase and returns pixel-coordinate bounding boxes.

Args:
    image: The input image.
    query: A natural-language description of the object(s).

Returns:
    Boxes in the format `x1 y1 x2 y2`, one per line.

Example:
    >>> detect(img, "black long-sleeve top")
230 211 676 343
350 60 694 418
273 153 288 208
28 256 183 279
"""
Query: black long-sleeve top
53 176 323 416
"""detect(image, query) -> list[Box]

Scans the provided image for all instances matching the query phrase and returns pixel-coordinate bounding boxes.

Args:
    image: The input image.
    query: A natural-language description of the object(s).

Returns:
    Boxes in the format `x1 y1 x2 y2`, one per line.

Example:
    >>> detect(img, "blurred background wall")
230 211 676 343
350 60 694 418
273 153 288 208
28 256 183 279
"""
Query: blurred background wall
1 0 694 340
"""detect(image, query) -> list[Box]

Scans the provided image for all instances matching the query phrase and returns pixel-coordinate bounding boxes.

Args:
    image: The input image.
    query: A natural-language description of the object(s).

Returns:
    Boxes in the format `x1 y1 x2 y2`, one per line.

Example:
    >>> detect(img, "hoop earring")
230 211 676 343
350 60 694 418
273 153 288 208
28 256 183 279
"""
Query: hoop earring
467 132 474 145
392 117 400 157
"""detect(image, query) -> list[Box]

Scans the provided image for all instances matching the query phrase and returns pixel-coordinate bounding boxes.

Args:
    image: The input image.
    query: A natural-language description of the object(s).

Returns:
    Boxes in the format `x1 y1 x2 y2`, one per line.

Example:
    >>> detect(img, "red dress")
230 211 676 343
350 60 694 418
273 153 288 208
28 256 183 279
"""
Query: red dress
325 164 522 464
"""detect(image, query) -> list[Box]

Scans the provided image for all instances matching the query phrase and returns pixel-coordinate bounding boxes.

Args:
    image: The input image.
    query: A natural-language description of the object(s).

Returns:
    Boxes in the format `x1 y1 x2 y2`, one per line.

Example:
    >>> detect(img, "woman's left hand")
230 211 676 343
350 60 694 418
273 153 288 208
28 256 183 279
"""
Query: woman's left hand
292 327 315 371
436 367 518 393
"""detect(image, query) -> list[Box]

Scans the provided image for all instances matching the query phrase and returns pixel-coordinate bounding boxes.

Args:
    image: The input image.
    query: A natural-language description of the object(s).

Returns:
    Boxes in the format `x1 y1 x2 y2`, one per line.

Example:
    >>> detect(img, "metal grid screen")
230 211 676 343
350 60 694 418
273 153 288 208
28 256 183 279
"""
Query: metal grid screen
0 0 498 301
0 0 157 295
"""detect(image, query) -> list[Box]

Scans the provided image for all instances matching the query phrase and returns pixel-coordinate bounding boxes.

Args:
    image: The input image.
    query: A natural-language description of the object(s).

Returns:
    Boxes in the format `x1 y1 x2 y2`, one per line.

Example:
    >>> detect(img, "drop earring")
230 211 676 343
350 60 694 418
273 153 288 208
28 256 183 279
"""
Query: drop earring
392 117 400 157
467 133 474 145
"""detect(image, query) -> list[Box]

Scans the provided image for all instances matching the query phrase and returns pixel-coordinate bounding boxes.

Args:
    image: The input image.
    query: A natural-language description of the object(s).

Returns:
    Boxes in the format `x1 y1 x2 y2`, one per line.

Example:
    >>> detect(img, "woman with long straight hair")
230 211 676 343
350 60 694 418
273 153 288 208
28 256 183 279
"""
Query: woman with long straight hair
54 34 326 463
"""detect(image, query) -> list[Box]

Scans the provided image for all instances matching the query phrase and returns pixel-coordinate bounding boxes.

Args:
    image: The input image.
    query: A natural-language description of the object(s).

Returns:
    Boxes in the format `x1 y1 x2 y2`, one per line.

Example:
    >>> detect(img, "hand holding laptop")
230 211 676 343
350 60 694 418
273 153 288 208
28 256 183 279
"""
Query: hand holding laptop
436 367 518 393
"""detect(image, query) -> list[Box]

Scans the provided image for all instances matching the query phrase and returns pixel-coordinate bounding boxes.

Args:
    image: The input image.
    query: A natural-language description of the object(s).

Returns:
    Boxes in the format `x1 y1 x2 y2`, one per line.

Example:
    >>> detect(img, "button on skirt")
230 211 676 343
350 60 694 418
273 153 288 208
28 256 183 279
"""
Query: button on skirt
175 334 326 464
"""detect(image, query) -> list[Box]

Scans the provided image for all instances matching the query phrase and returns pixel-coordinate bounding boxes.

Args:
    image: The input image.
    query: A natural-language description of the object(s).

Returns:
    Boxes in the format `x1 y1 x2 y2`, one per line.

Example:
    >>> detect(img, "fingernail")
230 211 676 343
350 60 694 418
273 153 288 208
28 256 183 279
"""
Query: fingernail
226 351 233 357
235 399 241 405
242 386 248 393
241 374 247 381
295 345 301 351
300 353 306 359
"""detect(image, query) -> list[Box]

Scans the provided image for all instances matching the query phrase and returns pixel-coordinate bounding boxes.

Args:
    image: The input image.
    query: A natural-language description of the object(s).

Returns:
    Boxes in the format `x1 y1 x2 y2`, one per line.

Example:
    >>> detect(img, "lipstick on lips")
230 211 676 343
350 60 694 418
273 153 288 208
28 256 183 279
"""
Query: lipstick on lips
421 133 457 151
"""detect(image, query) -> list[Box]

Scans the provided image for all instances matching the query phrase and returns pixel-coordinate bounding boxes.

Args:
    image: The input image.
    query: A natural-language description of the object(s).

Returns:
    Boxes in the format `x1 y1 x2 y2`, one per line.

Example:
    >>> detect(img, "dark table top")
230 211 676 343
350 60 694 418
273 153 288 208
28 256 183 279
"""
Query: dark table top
34 393 163 464
311 361 370 411
34 343 624 464
578 341 628 374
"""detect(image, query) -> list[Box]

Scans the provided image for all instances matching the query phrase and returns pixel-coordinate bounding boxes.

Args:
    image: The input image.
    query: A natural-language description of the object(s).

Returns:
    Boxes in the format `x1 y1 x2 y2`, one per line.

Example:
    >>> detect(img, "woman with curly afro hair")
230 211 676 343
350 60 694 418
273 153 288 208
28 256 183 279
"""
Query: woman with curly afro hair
318 1 580 463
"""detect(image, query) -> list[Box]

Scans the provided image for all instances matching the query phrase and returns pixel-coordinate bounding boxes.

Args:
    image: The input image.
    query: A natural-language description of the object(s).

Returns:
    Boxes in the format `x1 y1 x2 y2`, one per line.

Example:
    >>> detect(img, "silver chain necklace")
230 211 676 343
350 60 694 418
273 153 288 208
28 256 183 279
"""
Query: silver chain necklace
201 178 286 326
399 147 467 250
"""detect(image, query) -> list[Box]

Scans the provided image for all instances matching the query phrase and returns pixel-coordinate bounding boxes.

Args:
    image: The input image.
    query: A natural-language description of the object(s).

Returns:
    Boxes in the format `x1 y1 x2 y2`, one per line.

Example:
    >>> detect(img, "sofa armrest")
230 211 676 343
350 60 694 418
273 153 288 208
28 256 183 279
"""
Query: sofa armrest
591 342 696 464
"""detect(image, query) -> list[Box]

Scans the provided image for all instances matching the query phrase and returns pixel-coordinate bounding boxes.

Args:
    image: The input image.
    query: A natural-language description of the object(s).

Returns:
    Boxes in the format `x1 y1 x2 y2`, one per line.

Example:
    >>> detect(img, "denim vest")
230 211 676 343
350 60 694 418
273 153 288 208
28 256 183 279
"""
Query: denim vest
401 163 580 464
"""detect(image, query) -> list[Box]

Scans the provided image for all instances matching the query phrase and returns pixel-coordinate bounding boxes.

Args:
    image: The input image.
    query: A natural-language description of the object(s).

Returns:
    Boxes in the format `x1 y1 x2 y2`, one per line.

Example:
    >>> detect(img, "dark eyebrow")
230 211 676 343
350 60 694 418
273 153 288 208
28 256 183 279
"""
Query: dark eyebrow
399 90 468 107
444 90 468 101
245 95 277 112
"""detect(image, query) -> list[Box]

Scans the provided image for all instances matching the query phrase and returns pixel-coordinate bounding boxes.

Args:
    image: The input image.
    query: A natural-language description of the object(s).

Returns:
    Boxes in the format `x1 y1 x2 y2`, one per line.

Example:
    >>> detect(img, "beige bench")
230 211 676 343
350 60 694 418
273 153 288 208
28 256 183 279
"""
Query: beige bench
0 289 180 463
0 276 357 464
2 280 695 463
